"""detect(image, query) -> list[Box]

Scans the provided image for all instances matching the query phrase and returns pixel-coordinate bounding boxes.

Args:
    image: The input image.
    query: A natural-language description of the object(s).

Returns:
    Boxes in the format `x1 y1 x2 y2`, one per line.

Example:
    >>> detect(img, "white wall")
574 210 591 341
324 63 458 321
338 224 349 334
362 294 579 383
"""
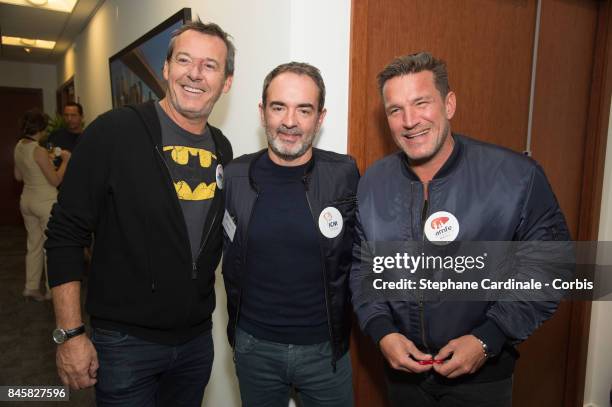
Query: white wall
289 1 351 154
59 1 352 405
584 101 612 407
0 60 57 115
57 44 76 87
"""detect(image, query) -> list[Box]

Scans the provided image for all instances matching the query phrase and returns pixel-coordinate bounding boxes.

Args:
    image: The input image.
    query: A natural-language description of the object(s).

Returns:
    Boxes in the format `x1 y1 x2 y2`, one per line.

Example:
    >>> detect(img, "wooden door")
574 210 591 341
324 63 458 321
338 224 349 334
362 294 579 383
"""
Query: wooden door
348 1 611 406
0 87 44 226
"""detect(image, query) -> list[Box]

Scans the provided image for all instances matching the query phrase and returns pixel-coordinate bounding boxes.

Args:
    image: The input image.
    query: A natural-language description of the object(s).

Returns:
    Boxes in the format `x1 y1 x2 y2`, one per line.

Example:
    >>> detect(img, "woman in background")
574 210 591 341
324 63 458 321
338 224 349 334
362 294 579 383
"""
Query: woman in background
14 108 71 301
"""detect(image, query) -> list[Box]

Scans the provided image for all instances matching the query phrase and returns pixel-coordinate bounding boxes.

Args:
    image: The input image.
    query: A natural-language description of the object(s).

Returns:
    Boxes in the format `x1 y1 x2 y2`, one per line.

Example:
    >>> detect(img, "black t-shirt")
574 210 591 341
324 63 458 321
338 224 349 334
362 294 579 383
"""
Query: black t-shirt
239 153 329 345
47 128 81 167
48 128 81 152
155 103 217 261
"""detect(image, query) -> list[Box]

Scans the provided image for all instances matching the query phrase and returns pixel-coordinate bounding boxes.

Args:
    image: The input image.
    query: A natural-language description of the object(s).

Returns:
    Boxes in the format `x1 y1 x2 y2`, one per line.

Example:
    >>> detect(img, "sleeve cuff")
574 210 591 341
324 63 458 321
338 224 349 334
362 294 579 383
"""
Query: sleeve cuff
471 319 507 356
364 315 398 344
47 247 85 287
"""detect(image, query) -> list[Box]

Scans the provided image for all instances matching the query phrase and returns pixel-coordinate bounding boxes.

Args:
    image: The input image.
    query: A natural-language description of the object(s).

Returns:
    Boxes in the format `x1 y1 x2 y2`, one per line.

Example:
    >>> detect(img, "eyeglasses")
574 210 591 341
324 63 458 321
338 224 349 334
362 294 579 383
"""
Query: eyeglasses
171 54 221 73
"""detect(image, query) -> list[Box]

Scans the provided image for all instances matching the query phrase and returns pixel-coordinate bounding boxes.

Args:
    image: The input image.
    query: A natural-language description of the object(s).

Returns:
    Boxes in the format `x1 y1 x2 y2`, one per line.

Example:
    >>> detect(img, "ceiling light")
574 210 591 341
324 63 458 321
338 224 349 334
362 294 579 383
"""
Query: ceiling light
24 48 31 53
0 0 76 13
2 36 55 49
20 38 37 46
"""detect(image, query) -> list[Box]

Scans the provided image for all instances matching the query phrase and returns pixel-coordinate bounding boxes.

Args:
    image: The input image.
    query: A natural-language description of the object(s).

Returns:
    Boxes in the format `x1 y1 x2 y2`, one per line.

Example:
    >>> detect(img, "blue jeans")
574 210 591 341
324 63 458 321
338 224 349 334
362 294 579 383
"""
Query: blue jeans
92 328 214 407
234 327 353 407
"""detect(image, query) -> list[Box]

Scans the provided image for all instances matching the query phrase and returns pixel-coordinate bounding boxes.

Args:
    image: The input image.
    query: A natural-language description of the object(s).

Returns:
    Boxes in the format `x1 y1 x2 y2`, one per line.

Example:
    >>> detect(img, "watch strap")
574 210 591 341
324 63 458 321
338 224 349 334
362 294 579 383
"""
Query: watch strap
64 324 86 339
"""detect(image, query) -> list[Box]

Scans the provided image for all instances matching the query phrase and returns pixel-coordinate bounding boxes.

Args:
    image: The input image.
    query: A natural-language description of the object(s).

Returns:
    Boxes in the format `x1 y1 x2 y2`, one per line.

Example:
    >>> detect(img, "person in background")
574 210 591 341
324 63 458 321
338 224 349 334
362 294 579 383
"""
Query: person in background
47 102 84 153
14 108 71 301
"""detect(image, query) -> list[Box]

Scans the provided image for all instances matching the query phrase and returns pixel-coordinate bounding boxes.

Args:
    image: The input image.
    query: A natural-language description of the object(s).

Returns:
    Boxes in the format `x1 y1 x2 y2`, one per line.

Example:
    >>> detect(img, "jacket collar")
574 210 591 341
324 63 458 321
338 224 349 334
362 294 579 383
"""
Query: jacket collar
400 133 463 182
129 100 161 145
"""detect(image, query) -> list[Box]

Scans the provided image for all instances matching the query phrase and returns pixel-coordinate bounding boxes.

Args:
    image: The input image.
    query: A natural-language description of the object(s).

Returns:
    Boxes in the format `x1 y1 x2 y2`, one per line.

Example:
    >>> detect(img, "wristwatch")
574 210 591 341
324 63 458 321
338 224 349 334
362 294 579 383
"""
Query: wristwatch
52 325 86 344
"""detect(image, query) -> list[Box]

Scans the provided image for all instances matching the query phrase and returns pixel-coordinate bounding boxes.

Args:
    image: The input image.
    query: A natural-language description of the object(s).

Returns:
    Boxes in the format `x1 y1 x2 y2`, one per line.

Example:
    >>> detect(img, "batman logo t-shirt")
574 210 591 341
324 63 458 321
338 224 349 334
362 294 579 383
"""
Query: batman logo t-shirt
155 103 217 260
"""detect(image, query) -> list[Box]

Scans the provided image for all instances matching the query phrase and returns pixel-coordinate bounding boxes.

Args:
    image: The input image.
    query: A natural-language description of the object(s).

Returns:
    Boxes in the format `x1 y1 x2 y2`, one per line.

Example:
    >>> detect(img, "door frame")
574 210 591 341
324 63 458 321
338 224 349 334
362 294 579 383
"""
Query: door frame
565 1 612 405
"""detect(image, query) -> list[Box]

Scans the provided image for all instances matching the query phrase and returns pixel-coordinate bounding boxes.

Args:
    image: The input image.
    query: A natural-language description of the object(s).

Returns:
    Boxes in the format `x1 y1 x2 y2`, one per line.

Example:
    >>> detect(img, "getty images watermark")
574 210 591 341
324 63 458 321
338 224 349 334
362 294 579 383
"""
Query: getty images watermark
351 241 610 304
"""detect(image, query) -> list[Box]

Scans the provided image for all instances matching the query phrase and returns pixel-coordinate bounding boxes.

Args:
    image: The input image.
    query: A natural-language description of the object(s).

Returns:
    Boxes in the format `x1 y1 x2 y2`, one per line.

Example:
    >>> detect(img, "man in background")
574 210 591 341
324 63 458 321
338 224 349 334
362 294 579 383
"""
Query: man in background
48 102 84 152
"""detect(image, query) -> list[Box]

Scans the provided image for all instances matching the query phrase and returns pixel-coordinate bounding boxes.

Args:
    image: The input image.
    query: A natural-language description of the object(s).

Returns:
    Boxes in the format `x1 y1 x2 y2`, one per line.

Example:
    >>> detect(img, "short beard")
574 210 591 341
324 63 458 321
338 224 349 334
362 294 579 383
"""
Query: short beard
266 126 316 162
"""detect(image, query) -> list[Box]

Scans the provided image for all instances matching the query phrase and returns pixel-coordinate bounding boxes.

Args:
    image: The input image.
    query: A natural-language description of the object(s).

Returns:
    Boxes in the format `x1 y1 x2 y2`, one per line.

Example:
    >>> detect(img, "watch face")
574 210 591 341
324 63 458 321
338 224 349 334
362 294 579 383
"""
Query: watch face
52 328 67 344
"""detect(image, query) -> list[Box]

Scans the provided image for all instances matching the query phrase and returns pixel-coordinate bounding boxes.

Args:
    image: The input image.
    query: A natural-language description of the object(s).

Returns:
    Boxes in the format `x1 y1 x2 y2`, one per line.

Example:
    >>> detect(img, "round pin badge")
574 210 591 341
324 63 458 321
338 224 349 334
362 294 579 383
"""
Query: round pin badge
424 211 459 245
318 207 343 239
216 164 224 190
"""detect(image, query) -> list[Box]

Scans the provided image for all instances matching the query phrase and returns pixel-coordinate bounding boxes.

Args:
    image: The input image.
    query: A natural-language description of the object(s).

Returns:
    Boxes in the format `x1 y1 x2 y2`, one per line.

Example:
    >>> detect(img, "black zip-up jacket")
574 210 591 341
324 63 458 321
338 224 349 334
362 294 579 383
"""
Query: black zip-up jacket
351 134 570 381
222 149 359 365
45 101 232 345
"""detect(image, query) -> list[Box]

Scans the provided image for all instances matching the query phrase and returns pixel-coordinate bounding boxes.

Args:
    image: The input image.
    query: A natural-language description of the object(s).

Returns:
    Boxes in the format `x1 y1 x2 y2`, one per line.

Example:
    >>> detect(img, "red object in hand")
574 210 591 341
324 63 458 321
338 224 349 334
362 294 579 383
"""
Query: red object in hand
418 359 444 365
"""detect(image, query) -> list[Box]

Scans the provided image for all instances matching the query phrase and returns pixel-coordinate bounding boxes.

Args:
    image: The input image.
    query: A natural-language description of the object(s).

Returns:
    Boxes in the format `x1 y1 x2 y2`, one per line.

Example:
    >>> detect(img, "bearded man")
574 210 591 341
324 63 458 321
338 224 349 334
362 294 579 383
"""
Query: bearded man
222 62 358 407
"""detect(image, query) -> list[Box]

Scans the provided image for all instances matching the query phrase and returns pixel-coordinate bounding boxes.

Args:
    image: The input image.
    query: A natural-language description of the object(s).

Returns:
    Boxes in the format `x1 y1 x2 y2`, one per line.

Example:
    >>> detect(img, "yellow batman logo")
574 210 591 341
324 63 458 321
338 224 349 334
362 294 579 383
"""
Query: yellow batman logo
174 181 217 200
163 146 217 168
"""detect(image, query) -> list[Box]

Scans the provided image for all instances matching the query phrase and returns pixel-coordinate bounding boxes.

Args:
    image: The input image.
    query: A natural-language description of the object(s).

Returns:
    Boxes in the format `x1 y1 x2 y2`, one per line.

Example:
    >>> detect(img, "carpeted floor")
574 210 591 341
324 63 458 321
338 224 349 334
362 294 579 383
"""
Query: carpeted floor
0 225 95 406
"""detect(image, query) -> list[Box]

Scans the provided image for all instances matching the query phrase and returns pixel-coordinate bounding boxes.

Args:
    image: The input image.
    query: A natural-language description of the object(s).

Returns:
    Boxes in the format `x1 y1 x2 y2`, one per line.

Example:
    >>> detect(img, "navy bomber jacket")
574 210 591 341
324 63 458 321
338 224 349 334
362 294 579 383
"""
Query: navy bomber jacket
351 134 570 381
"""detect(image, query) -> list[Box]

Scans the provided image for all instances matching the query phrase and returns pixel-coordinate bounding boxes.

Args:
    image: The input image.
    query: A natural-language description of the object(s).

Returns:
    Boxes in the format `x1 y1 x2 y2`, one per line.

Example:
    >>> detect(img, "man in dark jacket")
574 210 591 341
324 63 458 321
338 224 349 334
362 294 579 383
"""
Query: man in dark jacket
222 62 358 406
45 20 234 406
350 52 570 406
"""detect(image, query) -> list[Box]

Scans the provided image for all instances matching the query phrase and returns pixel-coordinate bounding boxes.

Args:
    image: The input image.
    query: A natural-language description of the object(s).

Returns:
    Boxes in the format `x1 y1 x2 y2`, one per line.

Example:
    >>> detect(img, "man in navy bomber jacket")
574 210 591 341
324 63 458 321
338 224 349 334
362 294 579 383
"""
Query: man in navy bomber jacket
351 52 570 407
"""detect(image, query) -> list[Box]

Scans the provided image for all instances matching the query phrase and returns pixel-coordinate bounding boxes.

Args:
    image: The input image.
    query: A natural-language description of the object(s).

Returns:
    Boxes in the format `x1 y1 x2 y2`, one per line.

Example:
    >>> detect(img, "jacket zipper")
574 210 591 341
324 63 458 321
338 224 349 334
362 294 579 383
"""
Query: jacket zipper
304 180 337 372
193 211 218 278
419 187 431 354
232 189 259 359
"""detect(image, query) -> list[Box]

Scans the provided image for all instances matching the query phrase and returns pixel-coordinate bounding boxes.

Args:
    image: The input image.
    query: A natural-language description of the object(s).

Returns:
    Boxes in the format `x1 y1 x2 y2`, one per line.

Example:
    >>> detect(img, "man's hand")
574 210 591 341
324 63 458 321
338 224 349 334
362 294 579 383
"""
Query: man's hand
379 333 433 373
433 334 487 378
56 334 99 390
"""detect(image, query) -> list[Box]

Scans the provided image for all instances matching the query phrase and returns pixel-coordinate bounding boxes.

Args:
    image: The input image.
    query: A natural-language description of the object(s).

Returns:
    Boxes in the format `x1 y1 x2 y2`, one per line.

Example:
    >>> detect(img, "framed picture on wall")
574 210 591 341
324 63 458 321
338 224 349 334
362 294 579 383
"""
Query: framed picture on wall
108 8 191 108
